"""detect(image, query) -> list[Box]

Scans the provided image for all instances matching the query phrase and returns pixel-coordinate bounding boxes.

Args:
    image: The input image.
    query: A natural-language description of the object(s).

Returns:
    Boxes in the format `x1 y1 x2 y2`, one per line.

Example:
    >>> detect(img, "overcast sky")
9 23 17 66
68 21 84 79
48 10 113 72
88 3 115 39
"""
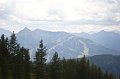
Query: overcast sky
0 0 120 33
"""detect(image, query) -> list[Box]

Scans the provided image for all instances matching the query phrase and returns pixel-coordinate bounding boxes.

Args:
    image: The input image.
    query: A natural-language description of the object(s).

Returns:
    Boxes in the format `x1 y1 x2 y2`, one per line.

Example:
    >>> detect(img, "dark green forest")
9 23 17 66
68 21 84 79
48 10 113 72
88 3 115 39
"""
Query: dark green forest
0 32 118 79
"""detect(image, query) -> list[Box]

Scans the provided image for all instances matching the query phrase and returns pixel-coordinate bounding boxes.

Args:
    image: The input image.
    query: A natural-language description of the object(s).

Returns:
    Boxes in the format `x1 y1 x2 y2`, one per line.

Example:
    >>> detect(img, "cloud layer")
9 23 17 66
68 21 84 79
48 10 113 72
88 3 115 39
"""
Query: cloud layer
0 0 120 32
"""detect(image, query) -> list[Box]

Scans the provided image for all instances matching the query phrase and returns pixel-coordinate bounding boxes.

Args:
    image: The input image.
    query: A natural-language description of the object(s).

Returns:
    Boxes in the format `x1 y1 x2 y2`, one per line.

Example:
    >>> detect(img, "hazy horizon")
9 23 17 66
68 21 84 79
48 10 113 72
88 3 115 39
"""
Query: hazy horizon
1 27 120 34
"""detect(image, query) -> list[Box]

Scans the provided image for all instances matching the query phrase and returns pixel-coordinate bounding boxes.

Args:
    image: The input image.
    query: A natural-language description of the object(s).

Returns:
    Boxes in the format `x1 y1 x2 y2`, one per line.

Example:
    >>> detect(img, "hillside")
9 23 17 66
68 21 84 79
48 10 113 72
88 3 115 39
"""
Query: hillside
89 55 120 77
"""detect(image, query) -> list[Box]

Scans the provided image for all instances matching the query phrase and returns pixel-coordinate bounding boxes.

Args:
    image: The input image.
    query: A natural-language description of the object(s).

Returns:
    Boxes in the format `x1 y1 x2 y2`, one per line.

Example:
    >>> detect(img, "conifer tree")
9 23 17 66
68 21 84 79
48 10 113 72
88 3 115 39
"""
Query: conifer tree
16 46 25 79
0 34 9 79
61 57 67 79
34 40 47 79
0 39 1 79
78 56 88 79
50 52 61 79
24 47 31 79
16 46 30 79
9 32 19 79
9 31 17 55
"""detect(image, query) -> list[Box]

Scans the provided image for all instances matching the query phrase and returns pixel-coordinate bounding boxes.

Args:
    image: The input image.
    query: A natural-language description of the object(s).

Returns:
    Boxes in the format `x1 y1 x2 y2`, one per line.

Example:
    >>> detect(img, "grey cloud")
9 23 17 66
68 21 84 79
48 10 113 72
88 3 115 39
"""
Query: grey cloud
104 0 118 4
0 1 16 21
0 7 11 20
47 9 65 20
0 0 120 28
27 18 120 26
57 19 119 26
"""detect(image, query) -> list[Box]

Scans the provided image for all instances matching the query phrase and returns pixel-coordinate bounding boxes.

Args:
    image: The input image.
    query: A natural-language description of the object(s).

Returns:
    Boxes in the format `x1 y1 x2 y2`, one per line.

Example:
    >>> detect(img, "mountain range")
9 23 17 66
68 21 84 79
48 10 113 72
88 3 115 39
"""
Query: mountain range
74 31 120 51
0 28 120 61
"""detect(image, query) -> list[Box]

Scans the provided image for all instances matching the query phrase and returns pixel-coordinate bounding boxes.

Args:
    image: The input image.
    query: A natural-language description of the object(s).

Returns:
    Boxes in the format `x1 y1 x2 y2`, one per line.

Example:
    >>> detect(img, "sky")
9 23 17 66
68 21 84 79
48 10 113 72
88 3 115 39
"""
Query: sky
0 0 120 33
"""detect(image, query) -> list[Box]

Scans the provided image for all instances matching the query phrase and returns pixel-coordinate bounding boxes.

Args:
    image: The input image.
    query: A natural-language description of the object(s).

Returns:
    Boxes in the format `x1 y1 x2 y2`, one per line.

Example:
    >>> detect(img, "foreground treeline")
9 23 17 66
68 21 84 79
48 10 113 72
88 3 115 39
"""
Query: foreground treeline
0 32 117 79
0 32 30 79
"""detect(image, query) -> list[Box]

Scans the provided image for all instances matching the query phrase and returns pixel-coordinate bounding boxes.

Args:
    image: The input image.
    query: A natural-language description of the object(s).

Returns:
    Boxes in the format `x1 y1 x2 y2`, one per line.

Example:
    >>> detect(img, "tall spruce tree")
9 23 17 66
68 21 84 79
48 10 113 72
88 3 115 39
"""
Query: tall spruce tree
9 32 19 79
50 52 61 79
0 38 1 79
78 56 88 79
16 46 31 79
61 57 67 79
9 31 17 55
0 34 9 79
34 40 47 79
16 46 25 79
23 47 31 79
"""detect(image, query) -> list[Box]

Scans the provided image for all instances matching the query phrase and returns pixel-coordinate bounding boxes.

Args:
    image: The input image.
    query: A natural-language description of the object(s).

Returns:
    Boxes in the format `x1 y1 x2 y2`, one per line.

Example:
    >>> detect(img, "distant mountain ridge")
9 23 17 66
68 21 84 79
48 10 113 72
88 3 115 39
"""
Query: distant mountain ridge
0 28 12 37
89 54 120 77
74 31 120 51
0 28 120 60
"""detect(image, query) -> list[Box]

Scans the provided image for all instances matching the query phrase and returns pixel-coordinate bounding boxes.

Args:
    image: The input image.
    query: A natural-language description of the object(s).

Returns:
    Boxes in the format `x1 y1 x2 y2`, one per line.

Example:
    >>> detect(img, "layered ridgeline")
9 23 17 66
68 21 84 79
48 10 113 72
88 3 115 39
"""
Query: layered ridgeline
1 28 120 61
74 31 120 51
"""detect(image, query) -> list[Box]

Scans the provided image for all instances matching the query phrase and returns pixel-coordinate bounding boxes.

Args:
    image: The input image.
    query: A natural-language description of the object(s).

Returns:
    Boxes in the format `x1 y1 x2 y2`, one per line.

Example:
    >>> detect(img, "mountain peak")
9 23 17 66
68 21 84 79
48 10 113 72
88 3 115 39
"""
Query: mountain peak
18 27 31 34
23 27 31 31
21 27 31 32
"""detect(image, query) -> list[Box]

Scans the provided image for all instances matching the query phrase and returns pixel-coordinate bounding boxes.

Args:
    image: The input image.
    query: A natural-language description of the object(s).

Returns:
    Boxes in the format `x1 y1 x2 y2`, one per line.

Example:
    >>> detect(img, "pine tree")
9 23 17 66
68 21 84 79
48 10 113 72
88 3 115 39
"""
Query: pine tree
16 46 31 79
0 46 1 79
50 52 61 79
24 47 31 79
61 57 67 79
0 34 9 79
9 31 17 55
0 36 2 79
16 46 25 79
78 56 88 79
9 32 19 79
34 40 47 79
66 59 78 79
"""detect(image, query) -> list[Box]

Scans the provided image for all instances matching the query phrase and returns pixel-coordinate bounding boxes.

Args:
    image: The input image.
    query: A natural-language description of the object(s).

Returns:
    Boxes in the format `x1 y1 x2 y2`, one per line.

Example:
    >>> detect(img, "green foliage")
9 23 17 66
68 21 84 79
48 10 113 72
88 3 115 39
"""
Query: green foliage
49 52 61 79
0 33 31 79
34 40 47 79
9 31 17 55
0 34 10 79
